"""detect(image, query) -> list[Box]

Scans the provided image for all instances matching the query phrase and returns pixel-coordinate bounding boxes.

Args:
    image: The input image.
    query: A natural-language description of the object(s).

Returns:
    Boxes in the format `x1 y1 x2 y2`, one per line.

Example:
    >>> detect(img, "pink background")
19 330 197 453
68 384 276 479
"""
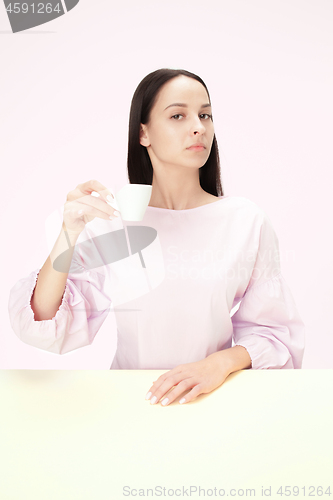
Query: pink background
1 0 332 369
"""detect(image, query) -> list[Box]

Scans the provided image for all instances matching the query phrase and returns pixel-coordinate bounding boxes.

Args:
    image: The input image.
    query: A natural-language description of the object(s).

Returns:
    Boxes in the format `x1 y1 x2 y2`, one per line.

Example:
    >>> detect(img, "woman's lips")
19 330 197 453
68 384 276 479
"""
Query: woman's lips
187 146 205 151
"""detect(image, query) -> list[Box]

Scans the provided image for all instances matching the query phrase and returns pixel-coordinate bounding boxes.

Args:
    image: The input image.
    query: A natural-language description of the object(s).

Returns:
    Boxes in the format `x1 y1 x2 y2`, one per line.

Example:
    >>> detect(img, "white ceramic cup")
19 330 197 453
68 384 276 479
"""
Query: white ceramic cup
108 184 153 221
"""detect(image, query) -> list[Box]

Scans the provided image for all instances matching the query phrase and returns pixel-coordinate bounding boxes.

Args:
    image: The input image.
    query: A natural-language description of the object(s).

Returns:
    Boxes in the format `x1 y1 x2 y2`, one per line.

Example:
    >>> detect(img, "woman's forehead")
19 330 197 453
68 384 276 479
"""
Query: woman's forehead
154 77 209 109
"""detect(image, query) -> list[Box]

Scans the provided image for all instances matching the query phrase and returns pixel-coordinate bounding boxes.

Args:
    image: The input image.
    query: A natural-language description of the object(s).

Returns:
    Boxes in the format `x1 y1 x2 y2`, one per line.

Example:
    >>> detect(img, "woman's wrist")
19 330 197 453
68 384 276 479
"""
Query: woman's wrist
213 345 252 375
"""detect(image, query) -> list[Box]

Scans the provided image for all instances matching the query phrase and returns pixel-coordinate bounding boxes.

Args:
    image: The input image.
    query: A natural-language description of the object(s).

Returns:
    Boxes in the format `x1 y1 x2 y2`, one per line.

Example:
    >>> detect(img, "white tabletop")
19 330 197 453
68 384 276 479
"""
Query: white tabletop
0 369 332 500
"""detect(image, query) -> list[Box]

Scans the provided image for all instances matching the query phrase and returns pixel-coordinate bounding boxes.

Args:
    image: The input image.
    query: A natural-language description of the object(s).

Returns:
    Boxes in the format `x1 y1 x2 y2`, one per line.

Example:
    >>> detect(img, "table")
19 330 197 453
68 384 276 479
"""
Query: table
0 369 332 500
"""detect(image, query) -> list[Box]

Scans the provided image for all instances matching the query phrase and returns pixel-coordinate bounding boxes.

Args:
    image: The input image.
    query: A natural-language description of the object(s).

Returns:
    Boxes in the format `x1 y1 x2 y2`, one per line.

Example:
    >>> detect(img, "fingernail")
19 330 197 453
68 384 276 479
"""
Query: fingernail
113 210 120 217
145 392 152 400
150 396 157 405
179 398 186 404
106 194 114 201
161 398 169 406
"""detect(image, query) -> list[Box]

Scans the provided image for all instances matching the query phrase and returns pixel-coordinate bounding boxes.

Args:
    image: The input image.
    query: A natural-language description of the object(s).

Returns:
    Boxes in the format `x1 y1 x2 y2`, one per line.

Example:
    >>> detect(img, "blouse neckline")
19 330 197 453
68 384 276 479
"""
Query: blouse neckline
145 195 228 213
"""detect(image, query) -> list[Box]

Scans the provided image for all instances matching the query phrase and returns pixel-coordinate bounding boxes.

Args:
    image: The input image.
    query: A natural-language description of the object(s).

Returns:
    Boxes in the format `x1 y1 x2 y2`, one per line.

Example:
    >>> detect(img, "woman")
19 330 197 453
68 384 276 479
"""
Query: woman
8 68 305 406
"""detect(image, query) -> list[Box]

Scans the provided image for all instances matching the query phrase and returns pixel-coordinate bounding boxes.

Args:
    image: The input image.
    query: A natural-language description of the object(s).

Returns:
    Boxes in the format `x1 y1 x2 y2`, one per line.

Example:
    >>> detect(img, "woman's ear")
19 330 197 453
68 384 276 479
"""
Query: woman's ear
140 124 150 147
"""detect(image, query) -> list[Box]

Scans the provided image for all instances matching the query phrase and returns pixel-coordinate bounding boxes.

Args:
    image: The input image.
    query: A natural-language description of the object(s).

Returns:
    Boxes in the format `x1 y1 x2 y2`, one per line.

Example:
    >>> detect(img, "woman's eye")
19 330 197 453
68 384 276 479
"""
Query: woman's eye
171 113 213 120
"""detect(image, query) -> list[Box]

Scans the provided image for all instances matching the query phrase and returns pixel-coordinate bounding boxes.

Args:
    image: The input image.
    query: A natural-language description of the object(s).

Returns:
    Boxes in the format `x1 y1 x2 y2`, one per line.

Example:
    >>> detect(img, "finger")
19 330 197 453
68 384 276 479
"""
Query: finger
158 378 198 406
74 194 119 218
148 373 190 405
67 186 113 205
177 383 203 405
69 201 118 222
154 366 185 387
145 367 185 402
146 369 179 396
93 187 115 203
76 180 114 202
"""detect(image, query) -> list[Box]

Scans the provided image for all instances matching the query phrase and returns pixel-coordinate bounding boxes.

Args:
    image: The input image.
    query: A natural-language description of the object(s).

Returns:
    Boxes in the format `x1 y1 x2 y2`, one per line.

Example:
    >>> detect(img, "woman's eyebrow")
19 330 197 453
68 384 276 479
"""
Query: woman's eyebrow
164 103 212 111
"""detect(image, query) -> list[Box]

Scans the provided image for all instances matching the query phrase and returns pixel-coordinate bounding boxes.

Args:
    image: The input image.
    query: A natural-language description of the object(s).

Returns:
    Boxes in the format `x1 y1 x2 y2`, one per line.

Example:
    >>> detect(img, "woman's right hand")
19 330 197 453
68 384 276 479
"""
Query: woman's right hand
62 179 119 235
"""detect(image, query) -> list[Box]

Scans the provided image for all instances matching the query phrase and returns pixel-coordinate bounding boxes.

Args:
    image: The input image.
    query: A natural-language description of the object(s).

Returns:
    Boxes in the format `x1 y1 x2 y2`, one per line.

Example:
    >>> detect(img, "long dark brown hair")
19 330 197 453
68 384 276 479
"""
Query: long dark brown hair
127 68 223 197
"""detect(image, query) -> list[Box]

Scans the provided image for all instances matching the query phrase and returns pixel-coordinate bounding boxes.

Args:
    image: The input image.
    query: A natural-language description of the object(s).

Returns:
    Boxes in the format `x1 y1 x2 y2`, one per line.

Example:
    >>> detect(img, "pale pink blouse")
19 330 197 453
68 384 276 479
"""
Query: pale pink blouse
8 196 305 369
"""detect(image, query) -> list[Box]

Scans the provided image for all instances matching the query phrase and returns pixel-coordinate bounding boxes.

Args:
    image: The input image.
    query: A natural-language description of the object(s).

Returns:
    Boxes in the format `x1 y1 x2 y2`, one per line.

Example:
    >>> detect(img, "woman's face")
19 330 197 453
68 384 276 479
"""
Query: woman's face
140 76 215 171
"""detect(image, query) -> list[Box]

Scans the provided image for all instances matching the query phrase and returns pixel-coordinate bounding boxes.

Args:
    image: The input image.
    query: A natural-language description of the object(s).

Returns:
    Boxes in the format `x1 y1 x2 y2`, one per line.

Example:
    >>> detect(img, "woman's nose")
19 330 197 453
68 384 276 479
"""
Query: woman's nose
190 116 206 135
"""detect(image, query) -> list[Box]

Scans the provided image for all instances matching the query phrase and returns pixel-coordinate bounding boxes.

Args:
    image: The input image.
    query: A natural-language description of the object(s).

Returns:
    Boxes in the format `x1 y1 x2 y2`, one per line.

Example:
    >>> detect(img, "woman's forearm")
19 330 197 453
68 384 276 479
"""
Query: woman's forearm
30 224 80 321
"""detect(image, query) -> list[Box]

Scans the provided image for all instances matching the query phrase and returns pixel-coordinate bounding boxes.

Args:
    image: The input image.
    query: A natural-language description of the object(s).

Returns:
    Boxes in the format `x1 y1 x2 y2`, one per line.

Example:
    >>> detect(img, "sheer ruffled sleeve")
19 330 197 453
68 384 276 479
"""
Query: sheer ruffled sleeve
231 212 305 369
8 251 112 355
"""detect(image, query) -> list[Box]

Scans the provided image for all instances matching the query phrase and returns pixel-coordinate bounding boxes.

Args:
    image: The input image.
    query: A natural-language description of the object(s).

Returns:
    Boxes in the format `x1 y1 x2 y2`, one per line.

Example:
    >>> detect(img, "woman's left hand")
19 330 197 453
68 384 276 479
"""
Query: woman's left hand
145 351 232 406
